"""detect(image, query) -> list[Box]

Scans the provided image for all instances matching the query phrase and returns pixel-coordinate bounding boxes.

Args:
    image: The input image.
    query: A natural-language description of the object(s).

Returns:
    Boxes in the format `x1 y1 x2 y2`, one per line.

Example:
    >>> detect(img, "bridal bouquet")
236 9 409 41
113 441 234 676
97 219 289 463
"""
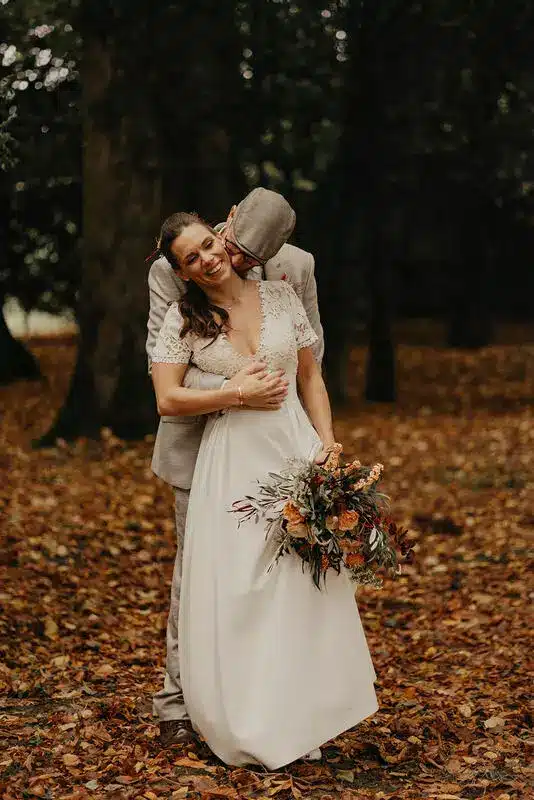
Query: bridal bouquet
232 444 413 590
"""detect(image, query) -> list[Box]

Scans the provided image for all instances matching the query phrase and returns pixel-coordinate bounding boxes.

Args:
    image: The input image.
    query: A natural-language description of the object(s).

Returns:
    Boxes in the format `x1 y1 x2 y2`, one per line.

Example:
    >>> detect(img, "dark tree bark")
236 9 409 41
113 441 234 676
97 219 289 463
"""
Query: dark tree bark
446 112 499 350
160 2 246 223
315 0 399 406
447 209 495 349
39 4 244 445
444 2 524 349
39 27 162 444
364 253 396 403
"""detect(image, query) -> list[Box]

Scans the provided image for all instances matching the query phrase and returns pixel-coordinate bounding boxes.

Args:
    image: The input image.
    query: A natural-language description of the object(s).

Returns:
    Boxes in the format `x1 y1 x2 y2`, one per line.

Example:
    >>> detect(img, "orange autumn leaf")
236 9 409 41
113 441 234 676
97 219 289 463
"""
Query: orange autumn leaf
1 335 532 800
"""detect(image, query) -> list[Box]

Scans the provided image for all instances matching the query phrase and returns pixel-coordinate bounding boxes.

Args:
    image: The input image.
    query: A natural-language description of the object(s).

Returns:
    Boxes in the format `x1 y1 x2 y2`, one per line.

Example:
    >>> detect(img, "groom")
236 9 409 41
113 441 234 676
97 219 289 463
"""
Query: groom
146 188 324 747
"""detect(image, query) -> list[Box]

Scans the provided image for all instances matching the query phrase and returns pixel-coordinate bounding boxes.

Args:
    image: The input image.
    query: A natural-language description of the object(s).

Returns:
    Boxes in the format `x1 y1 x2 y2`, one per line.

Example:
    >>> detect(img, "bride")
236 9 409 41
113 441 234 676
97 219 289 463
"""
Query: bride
151 212 378 769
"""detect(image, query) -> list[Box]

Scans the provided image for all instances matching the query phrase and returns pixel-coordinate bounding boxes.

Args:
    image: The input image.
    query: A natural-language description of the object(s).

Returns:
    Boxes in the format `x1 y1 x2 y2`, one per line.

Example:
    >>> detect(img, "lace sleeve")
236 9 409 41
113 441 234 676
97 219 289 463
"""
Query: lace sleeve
152 302 192 364
283 282 319 350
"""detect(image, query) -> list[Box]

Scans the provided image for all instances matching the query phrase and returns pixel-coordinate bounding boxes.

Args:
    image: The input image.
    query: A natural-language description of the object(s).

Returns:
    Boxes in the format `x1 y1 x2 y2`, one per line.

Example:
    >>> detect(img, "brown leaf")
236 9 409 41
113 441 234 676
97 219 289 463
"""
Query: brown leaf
44 617 58 639
94 663 115 678
445 759 462 775
378 743 412 764
267 779 292 796
200 789 239 799
336 770 354 783
484 716 505 731
2 337 532 800
186 776 217 792
174 757 217 772
291 781 304 800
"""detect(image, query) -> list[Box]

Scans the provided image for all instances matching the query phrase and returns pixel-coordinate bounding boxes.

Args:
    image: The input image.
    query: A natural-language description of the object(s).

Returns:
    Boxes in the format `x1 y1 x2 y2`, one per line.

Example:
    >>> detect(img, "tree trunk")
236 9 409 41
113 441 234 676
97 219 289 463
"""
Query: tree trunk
448 275 494 349
38 33 161 445
312 184 353 406
0 305 41 385
160 2 246 222
316 0 398 406
40 4 243 445
447 201 495 349
364 253 396 403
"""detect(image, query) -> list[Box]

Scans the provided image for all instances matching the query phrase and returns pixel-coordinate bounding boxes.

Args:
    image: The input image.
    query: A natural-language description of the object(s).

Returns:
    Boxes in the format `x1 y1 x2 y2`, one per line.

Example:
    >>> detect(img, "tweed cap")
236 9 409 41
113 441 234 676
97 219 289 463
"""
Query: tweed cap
232 187 296 263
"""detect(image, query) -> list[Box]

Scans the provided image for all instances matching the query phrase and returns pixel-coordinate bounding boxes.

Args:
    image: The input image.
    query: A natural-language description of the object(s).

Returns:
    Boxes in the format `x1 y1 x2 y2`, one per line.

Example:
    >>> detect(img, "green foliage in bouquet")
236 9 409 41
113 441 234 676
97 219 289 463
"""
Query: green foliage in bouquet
232 446 413 590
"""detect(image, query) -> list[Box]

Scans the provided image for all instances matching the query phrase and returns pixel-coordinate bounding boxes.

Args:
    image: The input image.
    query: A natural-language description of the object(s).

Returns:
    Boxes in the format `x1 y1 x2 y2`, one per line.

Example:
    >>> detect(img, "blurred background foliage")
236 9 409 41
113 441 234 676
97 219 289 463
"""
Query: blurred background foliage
1 0 533 434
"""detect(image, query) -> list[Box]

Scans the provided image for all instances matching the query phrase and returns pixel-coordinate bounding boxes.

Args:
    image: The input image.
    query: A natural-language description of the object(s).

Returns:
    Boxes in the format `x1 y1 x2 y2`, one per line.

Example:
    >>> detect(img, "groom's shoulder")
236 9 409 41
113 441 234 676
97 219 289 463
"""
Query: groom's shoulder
148 255 183 294
271 242 314 279
149 254 173 282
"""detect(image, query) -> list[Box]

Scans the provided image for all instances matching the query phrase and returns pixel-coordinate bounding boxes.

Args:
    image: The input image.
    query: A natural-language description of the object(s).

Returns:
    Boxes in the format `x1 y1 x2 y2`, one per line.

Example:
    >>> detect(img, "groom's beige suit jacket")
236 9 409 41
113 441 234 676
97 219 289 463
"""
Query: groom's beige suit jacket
146 244 323 490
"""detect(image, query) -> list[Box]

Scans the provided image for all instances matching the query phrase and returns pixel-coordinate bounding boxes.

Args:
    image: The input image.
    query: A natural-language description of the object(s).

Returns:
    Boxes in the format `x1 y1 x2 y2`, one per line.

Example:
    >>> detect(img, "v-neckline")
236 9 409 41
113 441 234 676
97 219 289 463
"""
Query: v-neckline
222 281 266 361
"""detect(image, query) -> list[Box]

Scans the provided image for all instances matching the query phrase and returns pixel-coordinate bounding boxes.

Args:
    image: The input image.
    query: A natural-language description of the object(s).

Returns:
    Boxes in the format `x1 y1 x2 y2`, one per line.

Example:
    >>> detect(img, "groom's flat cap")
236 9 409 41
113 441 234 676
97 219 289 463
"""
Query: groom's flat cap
232 188 296 263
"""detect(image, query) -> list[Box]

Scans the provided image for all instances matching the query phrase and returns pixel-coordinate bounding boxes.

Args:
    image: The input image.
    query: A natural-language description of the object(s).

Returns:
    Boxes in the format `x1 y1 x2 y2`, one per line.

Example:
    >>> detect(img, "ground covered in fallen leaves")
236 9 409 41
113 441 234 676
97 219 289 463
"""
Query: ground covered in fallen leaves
1 329 533 800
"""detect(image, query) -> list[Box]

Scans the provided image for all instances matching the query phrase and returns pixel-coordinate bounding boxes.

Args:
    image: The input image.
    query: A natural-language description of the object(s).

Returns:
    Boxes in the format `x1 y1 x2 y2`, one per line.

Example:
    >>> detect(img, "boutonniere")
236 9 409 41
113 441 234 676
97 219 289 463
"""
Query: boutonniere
281 273 287 281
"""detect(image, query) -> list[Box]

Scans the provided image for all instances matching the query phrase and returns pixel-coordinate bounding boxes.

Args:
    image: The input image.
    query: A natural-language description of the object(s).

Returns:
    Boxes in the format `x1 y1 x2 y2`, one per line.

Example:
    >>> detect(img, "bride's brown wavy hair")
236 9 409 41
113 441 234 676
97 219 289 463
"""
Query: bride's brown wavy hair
157 212 229 341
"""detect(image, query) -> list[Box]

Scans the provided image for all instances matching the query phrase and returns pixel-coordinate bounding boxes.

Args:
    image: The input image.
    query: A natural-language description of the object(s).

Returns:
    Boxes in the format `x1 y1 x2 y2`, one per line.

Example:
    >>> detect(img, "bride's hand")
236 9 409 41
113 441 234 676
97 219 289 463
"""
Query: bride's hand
228 361 289 409
314 442 342 467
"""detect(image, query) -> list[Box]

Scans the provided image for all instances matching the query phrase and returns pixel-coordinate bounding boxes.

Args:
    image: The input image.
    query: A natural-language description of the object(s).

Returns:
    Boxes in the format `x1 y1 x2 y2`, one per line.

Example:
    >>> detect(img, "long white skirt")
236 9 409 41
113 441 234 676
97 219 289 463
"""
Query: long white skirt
179 399 378 769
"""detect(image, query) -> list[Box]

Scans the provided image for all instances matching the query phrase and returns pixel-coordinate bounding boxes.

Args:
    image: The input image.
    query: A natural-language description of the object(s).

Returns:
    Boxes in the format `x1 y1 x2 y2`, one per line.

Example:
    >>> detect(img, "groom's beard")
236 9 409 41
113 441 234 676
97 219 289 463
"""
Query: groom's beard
226 248 257 275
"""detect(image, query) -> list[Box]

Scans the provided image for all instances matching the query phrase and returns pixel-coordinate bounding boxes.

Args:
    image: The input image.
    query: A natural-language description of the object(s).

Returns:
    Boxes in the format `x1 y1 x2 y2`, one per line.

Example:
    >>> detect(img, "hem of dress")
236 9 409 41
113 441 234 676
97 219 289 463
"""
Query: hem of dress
203 697 379 771
272 698 380 771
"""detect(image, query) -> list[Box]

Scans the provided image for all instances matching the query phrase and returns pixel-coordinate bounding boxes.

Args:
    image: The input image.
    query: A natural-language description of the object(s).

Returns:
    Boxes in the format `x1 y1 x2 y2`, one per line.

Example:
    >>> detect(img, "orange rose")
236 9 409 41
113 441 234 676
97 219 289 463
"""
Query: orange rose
338 509 360 532
282 501 305 526
345 552 365 568
286 521 310 539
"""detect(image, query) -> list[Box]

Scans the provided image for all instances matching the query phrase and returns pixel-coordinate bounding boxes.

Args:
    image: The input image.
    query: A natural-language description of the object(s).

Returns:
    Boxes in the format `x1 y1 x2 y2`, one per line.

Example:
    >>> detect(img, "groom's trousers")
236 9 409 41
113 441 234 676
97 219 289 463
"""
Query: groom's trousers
152 488 189 722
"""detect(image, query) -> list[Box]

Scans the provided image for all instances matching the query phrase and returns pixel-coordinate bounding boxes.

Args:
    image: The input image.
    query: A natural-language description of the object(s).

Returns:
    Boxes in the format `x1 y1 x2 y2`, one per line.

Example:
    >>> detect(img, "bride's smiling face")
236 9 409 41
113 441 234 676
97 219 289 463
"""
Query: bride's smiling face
171 223 232 289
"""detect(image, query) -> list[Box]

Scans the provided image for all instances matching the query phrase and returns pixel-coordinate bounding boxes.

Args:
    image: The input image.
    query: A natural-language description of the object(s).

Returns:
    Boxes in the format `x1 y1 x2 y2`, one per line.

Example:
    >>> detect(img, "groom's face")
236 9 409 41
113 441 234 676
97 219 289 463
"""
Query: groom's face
222 217 263 275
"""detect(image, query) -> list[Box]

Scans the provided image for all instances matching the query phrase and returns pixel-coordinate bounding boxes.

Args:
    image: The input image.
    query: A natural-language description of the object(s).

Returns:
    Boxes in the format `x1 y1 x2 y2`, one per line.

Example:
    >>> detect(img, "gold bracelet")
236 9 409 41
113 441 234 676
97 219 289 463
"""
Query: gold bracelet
237 386 244 406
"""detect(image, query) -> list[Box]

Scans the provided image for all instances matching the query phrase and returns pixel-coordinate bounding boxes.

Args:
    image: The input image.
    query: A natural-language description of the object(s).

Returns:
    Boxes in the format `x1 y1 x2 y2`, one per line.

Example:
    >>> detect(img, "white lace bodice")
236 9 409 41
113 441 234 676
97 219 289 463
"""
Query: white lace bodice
152 280 317 379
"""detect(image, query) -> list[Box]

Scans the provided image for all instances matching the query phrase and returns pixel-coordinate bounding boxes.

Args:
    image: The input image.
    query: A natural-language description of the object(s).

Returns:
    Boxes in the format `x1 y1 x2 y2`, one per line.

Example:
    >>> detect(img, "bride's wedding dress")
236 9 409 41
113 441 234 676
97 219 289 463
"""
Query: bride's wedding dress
152 280 378 768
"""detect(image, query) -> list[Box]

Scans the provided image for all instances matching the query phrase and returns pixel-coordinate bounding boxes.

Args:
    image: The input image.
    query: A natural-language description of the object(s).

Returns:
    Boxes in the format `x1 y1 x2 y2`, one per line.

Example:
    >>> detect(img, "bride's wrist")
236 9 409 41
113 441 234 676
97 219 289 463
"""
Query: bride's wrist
225 385 242 408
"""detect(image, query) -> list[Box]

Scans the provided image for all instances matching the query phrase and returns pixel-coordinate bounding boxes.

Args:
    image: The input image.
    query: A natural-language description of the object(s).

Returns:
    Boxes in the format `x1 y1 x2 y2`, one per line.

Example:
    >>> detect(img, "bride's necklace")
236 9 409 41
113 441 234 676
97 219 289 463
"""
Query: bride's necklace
217 284 247 313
